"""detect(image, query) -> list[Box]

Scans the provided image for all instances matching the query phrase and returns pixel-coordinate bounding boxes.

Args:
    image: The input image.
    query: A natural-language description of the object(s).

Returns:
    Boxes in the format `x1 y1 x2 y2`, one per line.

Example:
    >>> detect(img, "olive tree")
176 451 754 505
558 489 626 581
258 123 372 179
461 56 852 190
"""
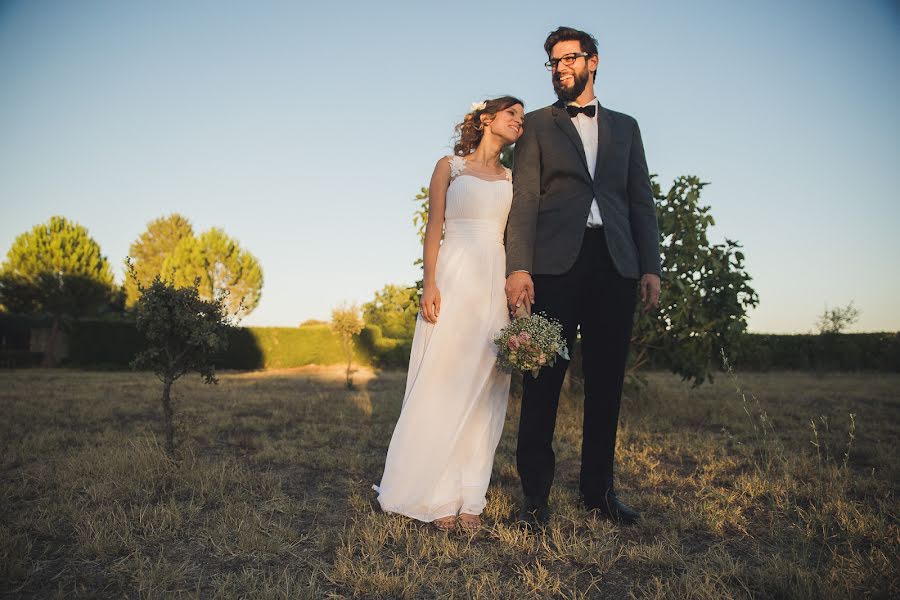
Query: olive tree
331 303 364 389
128 261 232 457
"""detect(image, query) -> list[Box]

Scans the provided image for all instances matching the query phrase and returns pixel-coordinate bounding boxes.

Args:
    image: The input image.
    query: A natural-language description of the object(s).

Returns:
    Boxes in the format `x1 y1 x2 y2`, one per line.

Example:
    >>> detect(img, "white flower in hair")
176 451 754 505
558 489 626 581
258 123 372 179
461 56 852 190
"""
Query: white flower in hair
470 101 487 112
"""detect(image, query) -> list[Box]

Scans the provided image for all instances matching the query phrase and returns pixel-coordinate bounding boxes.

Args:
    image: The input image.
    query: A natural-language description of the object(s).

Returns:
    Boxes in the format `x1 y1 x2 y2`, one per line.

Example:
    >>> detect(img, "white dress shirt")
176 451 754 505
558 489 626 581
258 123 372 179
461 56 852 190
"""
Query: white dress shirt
568 98 603 227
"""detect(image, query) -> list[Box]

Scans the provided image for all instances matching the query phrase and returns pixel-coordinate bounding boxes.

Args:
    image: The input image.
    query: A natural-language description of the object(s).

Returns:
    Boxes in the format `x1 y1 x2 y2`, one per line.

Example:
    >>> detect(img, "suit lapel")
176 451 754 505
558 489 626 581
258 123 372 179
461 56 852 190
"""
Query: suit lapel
552 102 590 177
594 104 612 184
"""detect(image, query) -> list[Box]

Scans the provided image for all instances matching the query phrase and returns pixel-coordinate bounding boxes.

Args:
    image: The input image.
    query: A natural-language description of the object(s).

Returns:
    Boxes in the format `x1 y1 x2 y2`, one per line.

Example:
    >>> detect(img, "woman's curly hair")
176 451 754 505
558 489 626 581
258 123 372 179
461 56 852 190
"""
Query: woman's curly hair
453 95 524 157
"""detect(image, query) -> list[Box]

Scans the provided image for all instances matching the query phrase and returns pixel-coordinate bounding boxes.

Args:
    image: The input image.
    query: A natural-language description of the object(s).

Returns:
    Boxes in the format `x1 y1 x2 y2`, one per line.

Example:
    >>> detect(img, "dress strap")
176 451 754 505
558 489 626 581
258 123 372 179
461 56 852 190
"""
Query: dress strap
503 166 512 183
448 155 466 180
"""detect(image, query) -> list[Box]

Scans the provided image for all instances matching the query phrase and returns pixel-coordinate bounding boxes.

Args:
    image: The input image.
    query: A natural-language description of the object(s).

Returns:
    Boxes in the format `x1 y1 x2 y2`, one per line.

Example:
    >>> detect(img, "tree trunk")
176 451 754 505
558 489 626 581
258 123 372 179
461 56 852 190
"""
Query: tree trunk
346 356 353 389
345 337 354 389
161 376 176 457
41 316 60 367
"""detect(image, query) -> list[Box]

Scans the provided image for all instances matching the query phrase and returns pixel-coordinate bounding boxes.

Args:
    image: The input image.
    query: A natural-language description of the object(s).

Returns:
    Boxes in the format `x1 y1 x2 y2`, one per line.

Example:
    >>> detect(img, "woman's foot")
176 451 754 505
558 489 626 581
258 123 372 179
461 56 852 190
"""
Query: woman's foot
458 513 481 532
432 515 457 531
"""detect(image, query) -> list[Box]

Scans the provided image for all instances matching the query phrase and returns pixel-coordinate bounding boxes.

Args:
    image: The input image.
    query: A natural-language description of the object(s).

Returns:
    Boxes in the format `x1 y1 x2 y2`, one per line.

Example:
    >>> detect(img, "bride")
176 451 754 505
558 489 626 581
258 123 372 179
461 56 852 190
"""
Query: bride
374 96 525 532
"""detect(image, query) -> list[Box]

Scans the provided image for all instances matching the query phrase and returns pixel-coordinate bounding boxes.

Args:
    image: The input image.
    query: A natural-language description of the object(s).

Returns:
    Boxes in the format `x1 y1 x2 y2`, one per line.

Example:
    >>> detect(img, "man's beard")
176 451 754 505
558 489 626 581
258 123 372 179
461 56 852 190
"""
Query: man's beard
553 68 590 102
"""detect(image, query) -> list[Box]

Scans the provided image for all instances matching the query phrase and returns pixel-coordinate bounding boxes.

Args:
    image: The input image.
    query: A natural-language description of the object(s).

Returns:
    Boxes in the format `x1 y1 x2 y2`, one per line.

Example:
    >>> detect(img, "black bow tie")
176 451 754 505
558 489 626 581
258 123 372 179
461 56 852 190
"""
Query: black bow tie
566 104 596 118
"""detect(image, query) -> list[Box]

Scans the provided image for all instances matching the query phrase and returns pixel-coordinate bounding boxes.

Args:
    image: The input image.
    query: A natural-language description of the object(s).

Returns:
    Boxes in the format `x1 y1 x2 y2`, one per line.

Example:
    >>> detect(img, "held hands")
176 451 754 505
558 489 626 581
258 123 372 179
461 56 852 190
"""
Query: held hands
420 281 441 323
640 273 661 312
505 271 535 316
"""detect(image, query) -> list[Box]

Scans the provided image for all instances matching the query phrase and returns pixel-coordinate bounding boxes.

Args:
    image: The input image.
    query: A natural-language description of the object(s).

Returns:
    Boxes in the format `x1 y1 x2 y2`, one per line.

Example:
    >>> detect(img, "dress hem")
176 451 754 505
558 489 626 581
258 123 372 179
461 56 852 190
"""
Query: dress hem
372 485 486 523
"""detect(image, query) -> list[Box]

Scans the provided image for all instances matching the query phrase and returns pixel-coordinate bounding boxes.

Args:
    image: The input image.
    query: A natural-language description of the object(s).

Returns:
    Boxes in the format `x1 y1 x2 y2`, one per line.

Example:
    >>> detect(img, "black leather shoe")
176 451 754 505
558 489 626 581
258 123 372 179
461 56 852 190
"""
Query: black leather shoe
519 495 550 529
585 490 641 525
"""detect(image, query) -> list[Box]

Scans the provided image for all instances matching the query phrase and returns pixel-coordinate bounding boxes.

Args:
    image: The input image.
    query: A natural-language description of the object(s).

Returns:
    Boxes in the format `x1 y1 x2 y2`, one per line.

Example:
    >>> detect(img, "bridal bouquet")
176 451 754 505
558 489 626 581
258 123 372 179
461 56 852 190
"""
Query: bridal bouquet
494 308 569 378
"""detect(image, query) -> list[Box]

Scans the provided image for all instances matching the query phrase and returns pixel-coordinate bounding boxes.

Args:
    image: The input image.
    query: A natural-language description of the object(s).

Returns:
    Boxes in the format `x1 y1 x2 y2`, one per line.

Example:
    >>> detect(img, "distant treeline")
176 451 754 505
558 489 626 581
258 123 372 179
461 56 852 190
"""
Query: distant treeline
1 313 897 373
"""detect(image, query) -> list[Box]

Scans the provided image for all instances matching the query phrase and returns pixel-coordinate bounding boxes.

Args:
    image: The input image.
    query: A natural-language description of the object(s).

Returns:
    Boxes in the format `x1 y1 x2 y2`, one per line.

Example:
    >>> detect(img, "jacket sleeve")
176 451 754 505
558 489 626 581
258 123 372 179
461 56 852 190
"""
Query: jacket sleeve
505 115 540 275
626 118 662 276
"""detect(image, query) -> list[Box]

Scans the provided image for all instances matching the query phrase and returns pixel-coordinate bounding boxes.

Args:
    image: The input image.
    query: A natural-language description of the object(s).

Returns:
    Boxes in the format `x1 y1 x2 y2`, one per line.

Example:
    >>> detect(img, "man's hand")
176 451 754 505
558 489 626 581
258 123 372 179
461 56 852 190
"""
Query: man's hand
505 271 535 314
640 273 661 312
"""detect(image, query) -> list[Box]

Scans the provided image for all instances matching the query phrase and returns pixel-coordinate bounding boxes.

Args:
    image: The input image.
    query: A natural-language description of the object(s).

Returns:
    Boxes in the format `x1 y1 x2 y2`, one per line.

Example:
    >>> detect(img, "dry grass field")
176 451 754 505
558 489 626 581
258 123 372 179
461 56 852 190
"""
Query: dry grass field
1 366 897 599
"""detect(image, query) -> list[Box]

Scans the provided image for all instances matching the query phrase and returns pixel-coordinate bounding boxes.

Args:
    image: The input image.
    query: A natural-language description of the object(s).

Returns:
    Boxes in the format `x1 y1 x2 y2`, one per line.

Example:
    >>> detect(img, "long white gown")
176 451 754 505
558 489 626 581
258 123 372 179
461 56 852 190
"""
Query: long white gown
374 155 512 522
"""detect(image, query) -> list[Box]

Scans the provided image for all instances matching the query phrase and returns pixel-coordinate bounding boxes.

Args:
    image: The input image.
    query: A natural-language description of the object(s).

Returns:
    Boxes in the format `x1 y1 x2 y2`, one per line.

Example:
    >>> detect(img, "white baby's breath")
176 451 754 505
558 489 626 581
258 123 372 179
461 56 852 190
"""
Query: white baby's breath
494 312 569 378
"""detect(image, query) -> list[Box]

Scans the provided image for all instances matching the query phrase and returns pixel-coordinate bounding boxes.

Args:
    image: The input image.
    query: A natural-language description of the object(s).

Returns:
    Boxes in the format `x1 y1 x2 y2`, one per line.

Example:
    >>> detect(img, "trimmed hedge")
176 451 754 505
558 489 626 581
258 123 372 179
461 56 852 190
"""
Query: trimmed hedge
64 320 376 370
78 322 374 370
731 332 900 372
66 318 146 368
2 312 897 372
595 332 899 375
218 324 373 370
0 314 374 370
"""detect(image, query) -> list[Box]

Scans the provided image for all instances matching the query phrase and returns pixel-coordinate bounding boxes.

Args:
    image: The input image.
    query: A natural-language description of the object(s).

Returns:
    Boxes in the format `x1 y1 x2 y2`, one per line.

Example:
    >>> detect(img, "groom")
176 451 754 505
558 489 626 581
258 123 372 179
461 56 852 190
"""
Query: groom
505 26 661 526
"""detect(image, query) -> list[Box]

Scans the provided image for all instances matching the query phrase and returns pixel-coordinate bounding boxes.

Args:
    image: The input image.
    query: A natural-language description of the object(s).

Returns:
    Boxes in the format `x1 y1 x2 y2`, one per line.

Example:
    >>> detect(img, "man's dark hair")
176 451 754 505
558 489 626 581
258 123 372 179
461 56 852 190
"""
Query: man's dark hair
544 26 599 78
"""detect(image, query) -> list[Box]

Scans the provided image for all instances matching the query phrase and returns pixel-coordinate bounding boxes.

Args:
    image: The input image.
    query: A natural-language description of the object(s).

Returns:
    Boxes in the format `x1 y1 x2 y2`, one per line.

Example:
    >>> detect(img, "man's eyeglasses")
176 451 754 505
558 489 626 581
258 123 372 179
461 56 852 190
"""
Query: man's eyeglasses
544 52 590 71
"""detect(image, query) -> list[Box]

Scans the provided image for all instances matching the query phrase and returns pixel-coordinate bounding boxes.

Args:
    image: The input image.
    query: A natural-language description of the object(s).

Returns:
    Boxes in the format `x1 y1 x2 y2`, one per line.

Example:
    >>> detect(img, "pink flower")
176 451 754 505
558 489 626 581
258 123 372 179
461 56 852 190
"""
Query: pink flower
519 332 531 341
508 337 520 350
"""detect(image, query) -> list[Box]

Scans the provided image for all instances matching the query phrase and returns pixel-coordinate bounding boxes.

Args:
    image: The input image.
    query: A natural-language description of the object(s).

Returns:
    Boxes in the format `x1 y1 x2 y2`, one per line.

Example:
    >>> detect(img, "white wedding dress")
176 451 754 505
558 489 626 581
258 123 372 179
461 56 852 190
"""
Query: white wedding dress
374 155 513 522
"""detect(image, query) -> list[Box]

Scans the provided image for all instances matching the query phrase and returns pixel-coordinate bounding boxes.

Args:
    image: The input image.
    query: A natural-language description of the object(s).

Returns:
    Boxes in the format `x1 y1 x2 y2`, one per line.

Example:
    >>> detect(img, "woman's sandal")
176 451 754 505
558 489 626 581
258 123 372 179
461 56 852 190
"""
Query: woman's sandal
432 516 457 531
458 513 481 532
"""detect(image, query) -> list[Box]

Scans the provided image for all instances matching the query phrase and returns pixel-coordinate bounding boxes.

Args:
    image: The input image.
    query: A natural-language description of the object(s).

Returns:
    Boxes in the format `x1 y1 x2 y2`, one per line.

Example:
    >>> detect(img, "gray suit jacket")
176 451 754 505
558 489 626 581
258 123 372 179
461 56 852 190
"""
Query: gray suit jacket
505 101 661 279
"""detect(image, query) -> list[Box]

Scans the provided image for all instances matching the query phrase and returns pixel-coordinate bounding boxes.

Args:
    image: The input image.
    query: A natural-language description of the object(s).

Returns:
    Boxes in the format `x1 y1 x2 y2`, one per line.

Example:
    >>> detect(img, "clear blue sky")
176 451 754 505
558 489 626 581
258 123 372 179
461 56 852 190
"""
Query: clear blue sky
1 0 898 332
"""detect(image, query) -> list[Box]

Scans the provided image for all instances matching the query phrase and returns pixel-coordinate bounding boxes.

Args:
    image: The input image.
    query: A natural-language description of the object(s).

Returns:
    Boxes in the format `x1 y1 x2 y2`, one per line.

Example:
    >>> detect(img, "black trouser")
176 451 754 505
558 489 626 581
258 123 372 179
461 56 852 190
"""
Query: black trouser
516 227 638 504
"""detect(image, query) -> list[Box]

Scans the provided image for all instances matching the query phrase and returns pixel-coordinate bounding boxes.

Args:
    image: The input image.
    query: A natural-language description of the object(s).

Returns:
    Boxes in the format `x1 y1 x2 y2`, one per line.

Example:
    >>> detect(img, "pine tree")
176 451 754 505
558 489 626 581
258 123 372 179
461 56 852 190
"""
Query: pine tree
162 228 263 318
0 216 117 365
124 214 194 307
